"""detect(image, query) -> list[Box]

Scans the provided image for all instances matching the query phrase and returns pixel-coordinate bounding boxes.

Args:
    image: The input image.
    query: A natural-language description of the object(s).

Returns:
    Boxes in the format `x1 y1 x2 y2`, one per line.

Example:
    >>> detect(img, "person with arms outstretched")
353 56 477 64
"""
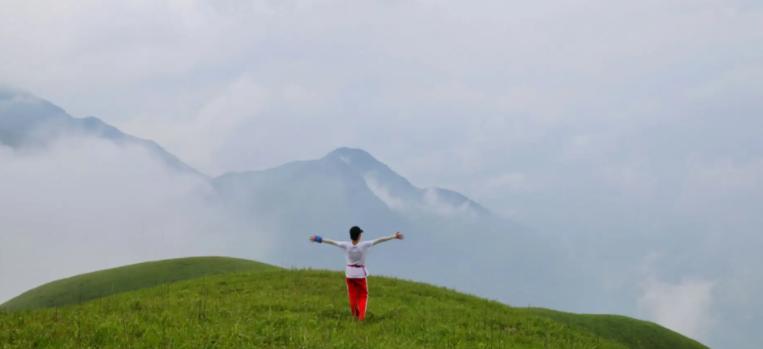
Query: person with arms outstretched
310 226 404 320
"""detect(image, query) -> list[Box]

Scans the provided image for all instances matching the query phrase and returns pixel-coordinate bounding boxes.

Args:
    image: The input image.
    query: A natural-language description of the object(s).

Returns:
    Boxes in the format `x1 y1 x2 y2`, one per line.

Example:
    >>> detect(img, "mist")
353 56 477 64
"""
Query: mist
0 136 273 303
2 1 762 347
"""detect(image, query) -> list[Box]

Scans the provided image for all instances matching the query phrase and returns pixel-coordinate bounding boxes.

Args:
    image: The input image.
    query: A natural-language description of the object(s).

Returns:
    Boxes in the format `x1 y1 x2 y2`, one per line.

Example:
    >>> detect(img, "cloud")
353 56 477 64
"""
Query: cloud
3 1 761 181
0 136 273 303
160 76 271 175
2 1 763 347
639 277 715 339
363 175 407 211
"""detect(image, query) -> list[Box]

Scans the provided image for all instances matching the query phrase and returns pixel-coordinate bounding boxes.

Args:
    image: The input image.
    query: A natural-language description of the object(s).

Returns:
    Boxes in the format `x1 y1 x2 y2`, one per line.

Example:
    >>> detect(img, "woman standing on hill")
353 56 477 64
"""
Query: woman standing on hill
309 226 404 320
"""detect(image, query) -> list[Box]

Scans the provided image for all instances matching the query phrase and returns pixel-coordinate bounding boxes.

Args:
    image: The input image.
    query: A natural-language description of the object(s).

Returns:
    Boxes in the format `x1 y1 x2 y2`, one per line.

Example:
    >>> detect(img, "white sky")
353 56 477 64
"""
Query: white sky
2 1 762 348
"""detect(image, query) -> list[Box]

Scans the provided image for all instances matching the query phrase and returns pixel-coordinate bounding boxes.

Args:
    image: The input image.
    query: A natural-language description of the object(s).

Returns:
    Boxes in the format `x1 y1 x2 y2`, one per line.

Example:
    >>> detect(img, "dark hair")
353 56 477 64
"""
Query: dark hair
349 226 363 241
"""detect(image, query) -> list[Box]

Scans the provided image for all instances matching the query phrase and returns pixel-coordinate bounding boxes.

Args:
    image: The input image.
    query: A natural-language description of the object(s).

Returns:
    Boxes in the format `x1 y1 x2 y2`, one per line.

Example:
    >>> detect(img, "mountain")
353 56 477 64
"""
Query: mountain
1 89 489 223
323 147 490 217
0 87 202 176
214 148 400 230
0 257 707 349
213 147 497 234
0 89 557 319
212 146 502 237
211 146 549 308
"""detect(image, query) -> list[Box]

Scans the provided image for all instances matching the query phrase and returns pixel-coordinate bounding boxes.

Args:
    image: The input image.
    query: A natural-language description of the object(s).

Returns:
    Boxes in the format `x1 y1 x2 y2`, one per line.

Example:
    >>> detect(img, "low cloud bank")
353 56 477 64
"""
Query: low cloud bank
639 276 715 339
0 136 271 303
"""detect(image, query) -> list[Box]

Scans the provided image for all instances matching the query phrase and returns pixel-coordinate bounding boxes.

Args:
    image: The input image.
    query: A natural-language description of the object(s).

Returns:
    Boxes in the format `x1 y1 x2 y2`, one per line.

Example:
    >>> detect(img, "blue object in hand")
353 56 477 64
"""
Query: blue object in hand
314 235 323 243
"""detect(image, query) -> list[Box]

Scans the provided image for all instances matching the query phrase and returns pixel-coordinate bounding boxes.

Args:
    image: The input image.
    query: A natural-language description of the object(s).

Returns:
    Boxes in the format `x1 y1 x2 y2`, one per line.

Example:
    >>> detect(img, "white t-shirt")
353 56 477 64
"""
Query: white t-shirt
333 239 382 278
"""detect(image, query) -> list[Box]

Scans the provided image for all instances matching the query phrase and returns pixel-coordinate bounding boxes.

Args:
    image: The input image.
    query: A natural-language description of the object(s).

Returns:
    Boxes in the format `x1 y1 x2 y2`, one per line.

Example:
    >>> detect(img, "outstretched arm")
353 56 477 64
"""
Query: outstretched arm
372 232 404 246
309 235 340 247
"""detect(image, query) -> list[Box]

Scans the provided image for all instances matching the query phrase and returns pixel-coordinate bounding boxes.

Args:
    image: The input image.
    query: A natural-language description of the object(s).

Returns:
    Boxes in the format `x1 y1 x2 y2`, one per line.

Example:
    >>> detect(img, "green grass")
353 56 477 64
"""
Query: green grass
0 256 277 311
521 308 703 349
0 258 707 348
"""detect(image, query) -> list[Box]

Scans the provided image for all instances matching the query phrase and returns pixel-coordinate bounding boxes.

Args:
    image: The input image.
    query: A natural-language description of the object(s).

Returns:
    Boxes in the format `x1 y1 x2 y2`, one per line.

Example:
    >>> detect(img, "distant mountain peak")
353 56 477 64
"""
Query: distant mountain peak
0 87 69 121
323 147 379 166
322 146 406 182
0 86 37 102
320 146 491 218
0 89 204 177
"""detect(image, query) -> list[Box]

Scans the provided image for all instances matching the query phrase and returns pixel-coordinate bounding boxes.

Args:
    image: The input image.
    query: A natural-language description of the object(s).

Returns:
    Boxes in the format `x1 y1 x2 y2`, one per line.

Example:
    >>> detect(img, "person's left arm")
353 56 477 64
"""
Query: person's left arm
372 232 404 246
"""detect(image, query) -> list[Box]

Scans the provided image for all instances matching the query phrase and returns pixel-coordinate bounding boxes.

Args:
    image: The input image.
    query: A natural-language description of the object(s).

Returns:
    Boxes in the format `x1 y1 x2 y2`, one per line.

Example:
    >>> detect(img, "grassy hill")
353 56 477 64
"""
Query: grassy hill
0 256 277 311
0 258 707 348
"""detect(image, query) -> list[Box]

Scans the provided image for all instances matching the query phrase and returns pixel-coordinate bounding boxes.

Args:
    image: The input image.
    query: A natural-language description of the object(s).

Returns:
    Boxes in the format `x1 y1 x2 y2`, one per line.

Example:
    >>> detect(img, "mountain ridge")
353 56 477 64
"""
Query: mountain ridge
325 147 491 217
0 87 203 177
1 88 490 221
0 89 546 336
215 146 492 222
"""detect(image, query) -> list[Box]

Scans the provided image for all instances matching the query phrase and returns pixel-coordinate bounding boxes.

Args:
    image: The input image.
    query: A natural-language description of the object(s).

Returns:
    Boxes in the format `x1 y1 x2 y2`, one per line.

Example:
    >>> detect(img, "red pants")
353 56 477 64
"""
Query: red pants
345 277 368 320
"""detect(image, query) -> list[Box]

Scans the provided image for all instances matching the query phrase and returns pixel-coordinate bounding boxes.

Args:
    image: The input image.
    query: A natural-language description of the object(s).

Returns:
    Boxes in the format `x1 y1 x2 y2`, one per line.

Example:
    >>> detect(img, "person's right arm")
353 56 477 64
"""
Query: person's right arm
309 235 341 247
322 238 340 247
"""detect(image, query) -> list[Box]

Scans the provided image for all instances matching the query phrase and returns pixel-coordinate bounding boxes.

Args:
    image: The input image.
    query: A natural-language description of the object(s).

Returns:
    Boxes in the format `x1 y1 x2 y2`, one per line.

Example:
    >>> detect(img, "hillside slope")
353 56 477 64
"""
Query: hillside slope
0 261 706 348
0 257 277 311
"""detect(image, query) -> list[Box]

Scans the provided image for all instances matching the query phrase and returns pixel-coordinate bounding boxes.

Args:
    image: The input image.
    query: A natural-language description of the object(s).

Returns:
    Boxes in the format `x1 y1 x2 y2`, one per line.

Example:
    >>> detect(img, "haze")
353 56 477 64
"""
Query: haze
2 2 762 348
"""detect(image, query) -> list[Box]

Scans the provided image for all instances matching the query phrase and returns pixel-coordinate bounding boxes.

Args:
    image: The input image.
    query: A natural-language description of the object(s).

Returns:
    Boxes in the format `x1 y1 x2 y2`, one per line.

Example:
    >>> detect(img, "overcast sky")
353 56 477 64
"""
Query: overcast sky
2 1 762 348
